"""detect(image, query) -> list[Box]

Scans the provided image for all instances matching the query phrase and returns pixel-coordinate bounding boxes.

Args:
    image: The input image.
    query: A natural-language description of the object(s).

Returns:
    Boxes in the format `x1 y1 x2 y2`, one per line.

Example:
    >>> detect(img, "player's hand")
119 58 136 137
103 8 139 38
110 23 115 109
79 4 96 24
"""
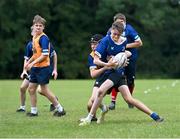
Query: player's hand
123 58 129 67
107 58 118 68
25 63 33 71
20 70 28 79
52 70 58 80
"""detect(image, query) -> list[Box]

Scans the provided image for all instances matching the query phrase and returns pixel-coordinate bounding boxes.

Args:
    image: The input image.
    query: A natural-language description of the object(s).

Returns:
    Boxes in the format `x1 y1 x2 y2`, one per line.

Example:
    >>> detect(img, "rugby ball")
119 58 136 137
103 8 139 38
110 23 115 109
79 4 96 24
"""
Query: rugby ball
113 52 127 69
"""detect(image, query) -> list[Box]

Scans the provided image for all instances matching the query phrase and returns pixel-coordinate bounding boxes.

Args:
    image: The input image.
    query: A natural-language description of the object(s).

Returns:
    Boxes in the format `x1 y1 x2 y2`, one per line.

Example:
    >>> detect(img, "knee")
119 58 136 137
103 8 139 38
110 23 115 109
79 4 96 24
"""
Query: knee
20 86 27 93
28 87 35 95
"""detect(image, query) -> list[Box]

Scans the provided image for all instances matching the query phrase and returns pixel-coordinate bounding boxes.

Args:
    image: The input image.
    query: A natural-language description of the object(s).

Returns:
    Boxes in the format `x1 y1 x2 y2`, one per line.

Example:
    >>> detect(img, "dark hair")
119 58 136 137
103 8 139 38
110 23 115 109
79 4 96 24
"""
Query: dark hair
113 13 126 22
111 21 124 34
90 34 103 43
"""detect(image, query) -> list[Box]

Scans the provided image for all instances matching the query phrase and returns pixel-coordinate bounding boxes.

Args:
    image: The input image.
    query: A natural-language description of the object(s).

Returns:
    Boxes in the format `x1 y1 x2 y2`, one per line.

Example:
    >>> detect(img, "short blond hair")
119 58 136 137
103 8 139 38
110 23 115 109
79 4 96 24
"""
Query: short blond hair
33 15 46 26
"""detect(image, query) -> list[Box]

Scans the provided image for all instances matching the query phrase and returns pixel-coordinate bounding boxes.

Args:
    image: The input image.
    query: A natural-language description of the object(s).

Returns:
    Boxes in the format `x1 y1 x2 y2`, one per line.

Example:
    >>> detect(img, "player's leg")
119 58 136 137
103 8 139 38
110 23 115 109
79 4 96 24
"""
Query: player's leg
125 59 136 108
40 84 65 117
118 85 164 122
37 85 57 111
27 82 38 116
16 79 29 112
87 87 99 121
79 79 113 126
109 88 118 110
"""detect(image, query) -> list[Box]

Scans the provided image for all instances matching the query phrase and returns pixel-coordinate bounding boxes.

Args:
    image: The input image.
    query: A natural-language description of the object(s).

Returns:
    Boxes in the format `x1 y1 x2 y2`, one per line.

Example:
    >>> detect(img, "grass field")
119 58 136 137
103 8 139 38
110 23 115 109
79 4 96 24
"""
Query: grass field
0 79 180 138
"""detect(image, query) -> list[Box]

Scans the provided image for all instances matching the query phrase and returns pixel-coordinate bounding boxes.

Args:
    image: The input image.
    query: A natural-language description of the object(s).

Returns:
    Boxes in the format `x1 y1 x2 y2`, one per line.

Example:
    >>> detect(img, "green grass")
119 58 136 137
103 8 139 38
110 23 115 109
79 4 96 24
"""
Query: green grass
0 79 180 138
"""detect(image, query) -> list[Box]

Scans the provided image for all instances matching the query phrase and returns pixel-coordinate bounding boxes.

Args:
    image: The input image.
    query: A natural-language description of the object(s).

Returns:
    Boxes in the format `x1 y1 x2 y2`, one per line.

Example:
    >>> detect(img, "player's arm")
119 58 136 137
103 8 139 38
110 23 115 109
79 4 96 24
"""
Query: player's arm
126 38 142 49
52 51 58 80
126 25 143 49
94 53 117 68
90 66 109 79
20 59 28 79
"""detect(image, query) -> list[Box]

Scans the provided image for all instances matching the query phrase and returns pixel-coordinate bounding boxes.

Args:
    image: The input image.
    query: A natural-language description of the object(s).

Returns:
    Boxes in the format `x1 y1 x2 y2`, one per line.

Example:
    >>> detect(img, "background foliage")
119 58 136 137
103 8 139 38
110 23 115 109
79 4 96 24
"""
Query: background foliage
0 0 179 79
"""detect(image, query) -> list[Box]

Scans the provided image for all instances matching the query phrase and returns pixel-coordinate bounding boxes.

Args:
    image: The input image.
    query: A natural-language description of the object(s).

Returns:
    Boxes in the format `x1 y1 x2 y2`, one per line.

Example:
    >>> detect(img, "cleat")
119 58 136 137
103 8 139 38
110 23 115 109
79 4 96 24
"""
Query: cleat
155 117 164 122
49 104 56 112
26 112 38 117
16 108 25 112
79 119 91 126
128 103 134 109
91 116 98 122
79 116 97 122
97 105 109 124
53 109 66 117
109 102 115 110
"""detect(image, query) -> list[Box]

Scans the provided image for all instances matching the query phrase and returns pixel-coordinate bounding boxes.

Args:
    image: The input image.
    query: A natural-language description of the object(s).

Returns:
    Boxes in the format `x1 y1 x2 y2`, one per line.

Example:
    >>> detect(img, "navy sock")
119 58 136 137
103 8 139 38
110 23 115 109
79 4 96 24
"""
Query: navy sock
150 112 160 121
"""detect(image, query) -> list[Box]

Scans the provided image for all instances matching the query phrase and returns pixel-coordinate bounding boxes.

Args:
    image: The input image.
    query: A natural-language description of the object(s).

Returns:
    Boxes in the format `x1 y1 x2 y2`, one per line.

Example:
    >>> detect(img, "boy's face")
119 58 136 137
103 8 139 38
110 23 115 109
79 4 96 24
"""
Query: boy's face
90 42 98 51
111 29 121 42
33 22 44 35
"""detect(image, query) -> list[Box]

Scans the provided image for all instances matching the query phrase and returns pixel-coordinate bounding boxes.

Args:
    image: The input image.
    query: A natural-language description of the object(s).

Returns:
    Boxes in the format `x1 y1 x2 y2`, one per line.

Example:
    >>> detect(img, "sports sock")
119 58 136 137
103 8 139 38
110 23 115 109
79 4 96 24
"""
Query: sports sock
55 104 63 112
111 88 118 101
31 107 37 114
86 113 93 121
150 112 160 121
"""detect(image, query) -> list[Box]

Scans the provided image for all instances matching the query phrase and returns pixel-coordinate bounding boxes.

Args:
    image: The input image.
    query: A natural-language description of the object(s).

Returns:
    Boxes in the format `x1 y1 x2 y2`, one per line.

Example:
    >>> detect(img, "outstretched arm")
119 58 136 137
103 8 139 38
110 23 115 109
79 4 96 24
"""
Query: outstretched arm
52 51 58 80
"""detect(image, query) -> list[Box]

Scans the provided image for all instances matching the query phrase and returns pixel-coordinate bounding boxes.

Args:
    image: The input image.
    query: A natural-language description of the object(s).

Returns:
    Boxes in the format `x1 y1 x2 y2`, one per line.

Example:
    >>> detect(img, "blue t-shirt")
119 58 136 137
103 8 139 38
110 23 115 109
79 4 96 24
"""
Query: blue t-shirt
122 24 140 60
88 52 97 69
107 24 141 60
95 35 127 75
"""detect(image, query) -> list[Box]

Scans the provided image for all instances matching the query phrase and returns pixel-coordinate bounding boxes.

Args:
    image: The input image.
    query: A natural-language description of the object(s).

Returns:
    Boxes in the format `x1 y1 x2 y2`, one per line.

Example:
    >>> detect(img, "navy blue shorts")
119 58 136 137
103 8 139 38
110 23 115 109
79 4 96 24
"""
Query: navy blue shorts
108 72 127 88
94 71 126 93
29 66 51 85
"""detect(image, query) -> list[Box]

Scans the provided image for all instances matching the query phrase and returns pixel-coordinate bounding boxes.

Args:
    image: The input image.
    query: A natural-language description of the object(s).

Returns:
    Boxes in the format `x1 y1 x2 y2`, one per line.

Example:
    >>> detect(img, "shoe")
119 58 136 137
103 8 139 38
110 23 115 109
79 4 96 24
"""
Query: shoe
109 102 115 110
16 108 25 112
97 105 109 124
128 103 134 109
26 112 38 117
79 118 91 126
53 109 66 117
91 116 98 122
155 117 164 122
49 104 56 111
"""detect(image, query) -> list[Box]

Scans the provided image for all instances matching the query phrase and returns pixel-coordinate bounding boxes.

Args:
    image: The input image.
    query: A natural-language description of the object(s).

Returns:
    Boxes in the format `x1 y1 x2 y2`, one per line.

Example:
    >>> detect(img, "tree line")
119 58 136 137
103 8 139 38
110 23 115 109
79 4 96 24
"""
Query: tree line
0 0 179 79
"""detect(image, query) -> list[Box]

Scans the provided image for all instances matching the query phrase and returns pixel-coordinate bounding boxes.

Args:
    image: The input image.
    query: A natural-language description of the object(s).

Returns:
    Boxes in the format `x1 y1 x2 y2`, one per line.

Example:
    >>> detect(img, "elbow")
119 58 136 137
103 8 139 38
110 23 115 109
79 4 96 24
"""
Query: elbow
93 59 98 65
138 40 143 47
90 73 97 79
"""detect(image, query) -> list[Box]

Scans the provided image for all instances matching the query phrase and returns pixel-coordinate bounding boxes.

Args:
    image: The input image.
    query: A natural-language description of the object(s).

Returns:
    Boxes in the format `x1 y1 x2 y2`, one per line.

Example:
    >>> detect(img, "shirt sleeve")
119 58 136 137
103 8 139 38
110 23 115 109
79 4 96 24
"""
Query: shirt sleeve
49 43 55 57
24 41 33 60
88 54 97 69
39 35 50 56
127 24 140 41
95 38 107 59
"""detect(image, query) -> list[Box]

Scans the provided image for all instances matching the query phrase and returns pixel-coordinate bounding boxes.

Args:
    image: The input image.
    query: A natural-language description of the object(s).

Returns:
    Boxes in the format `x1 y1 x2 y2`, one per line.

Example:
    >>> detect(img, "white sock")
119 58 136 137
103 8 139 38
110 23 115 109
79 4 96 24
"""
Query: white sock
31 107 38 114
55 104 63 112
20 105 25 110
86 113 93 121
